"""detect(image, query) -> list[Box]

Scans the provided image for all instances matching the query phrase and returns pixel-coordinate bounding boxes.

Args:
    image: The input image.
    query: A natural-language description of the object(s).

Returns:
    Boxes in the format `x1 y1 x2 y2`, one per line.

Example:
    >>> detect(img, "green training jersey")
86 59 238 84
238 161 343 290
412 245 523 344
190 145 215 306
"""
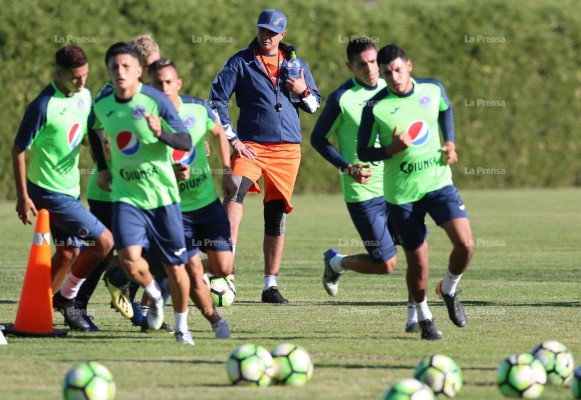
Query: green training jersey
359 78 453 204
311 78 386 203
174 96 219 212
14 81 92 197
92 83 190 209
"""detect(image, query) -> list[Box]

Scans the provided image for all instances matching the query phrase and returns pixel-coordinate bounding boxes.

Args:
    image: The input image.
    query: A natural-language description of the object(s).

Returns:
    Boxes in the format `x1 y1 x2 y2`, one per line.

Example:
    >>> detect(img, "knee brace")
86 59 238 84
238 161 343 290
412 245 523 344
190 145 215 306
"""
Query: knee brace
264 199 286 236
225 176 254 204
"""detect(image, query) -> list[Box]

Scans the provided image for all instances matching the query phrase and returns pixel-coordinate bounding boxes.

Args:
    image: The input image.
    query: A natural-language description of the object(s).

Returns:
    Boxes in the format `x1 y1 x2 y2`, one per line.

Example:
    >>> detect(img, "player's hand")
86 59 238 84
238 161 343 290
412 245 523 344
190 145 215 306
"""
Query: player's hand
204 140 211 156
97 169 112 192
144 113 162 137
285 68 307 95
16 196 37 225
233 140 257 159
441 141 458 164
173 163 190 181
344 163 372 184
386 125 411 156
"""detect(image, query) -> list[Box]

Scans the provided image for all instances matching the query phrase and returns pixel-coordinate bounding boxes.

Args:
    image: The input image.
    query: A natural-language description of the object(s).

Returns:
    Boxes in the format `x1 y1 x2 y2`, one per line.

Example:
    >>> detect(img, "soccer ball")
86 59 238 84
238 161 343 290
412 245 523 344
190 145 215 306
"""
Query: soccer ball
530 340 574 385
270 343 314 386
497 353 547 398
414 354 463 398
63 361 116 400
209 276 236 307
571 366 581 399
226 344 272 386
383 378 435 400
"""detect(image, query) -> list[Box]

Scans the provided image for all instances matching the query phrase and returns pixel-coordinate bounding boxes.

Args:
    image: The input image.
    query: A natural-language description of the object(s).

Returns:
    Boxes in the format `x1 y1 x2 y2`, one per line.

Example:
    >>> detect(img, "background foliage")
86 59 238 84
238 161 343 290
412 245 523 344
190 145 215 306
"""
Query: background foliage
1 0 580 199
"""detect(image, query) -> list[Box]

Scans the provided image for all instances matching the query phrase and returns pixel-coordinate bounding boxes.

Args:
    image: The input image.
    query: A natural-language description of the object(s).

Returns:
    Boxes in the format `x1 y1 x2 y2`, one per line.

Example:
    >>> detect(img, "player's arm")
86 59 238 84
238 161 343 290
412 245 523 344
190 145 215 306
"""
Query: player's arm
437 82 457 164
204 103 237 197
88 109 112 192
12 144 37 224
209 61 240 141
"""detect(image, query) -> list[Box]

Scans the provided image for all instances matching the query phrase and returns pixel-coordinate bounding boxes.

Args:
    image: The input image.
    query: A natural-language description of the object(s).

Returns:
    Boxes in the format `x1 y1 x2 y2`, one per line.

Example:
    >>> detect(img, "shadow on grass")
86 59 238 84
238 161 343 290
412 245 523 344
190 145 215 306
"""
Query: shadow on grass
0 299 18 304
316 300 580 308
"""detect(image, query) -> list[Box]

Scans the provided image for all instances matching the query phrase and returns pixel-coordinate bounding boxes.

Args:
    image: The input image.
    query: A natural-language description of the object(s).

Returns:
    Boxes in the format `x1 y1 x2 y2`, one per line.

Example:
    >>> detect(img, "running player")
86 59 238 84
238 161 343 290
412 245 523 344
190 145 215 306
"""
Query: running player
310 37 421 332
358 44 474 340
12 45 114 331
91 43 194 344
149 57 235 338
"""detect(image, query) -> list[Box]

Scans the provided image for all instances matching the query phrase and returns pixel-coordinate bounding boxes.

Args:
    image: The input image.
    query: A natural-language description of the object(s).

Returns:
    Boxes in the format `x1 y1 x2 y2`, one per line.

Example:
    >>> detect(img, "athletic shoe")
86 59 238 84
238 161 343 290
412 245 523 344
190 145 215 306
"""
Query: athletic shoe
146 297 164 330
161 322 173 333
322 248 343 296
175 331 195 345
419 318 442 340
212 318 231 339
53 292 90 332
261 286 289 304
435 280 467 327
81 314 101 332
404 322 420 333
130 300 144 327
103 273 134 319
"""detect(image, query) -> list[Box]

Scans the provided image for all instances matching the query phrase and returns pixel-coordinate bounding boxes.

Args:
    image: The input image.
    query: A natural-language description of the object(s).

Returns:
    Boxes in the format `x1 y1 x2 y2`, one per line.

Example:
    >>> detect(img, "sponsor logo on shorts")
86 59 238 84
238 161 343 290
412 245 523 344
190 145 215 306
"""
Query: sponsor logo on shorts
174 248 186 256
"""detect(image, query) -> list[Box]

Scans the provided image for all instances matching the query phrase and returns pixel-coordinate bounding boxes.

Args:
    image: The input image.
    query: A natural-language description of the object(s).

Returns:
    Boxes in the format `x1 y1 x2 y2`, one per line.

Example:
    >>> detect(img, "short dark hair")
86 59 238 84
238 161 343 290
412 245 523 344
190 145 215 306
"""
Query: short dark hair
104 42 140 68
148 58 179 78
377 44 408 65
346 37 377 62
55 45 88 69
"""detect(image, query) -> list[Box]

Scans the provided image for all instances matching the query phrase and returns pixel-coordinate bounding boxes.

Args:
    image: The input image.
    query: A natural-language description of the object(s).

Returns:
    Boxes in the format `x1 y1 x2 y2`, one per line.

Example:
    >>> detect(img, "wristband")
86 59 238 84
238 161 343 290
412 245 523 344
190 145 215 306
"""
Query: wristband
300 86 312 99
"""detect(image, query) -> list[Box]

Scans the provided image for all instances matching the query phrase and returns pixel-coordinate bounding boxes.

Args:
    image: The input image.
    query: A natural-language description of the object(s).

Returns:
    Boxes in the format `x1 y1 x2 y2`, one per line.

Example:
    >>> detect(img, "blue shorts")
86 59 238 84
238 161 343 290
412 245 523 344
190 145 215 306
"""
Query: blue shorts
27 180 105 247
346 196 397 263
88 199 113 231
182 199 232 259
387 185 468 251
112 202 187 266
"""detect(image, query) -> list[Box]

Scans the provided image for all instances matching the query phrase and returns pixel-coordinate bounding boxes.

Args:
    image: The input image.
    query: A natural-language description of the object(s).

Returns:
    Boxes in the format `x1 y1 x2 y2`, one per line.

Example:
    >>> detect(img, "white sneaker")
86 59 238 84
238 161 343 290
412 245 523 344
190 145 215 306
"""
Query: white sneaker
146 298 164 330
212 318 231 339
175 330 195 345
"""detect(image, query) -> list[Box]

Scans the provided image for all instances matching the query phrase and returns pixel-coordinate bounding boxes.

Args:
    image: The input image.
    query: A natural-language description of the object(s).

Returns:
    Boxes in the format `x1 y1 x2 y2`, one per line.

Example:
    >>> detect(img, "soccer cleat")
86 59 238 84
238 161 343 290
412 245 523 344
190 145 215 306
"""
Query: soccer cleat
322 248 343 296
53 292 91 332
261 286 289 303
405 322 420 333
212 318 232 339
174 330 195 345
419 318 442 340
81 314 101 332
130 300 144 327
435 280 468 327
103 274 134 319
146 297 164 330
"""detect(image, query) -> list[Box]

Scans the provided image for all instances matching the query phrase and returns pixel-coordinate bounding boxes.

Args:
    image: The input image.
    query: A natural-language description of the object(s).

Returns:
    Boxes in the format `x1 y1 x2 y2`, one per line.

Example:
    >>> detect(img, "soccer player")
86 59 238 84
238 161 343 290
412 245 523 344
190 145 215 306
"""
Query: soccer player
12 45 114 331
149 57 235 338
90 43 194 344
129 34 160 80
310 37 422 333
210 9 321 303
358 44 474 340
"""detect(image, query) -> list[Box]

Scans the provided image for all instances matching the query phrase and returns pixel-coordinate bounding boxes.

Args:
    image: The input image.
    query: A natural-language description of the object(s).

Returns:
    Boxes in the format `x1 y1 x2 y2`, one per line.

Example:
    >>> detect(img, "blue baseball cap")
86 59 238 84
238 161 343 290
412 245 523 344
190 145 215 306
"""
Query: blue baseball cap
255 9 287 34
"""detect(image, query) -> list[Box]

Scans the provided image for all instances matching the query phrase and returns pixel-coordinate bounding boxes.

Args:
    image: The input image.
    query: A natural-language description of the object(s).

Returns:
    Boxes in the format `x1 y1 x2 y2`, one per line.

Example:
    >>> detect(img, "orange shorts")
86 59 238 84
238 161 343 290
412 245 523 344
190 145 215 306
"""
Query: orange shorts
232 142 301 214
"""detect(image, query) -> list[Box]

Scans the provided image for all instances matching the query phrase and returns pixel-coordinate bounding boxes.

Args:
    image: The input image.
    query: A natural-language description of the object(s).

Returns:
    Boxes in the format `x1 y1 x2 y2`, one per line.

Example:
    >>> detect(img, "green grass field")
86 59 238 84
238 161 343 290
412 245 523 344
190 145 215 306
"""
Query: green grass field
0 190 580 399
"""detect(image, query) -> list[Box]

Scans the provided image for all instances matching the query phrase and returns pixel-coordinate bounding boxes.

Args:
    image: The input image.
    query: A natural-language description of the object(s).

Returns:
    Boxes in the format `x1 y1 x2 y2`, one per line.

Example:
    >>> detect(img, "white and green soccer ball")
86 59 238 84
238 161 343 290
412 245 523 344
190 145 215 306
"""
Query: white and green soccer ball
270 343 314 386
571 366 581 399
530 340 574 385
226 344 272 386
497 353 547 398
63 361 116 400
209 276 236 307
414 354 463 398
383 378 435 400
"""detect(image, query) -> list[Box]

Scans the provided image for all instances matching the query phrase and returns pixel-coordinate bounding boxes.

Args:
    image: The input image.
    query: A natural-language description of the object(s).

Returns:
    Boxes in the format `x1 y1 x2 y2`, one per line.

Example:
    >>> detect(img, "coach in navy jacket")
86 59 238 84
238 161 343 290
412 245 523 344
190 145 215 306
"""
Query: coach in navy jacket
209 9 320 304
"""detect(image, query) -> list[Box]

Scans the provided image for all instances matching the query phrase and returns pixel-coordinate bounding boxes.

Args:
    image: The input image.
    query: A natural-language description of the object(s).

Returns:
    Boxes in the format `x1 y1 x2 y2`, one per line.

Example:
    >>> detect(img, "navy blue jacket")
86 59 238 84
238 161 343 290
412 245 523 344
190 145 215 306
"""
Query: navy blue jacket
209 38 321 143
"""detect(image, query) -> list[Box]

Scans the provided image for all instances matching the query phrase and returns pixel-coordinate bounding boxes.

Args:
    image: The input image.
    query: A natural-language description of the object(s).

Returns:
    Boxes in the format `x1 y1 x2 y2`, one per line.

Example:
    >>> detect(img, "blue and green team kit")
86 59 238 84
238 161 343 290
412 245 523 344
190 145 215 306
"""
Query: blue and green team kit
311 77 387 203
14 81 92 198
173 96 219 213
359 77 454 205
92 83 189 209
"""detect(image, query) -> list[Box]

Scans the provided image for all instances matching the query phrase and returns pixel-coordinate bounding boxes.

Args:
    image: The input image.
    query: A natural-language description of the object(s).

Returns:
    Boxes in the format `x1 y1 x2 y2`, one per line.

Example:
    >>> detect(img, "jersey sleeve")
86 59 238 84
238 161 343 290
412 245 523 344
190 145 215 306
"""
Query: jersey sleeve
202 100 217 132
357 95 387 162
417 78 455 143
14 94 50 151
310 90 348 170
209 58 238 134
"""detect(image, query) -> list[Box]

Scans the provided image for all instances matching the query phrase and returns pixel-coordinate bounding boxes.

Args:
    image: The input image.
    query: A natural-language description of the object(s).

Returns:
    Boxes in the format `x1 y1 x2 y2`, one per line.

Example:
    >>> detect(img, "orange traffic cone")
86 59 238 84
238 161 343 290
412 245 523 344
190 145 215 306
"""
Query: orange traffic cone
3 209 67 337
